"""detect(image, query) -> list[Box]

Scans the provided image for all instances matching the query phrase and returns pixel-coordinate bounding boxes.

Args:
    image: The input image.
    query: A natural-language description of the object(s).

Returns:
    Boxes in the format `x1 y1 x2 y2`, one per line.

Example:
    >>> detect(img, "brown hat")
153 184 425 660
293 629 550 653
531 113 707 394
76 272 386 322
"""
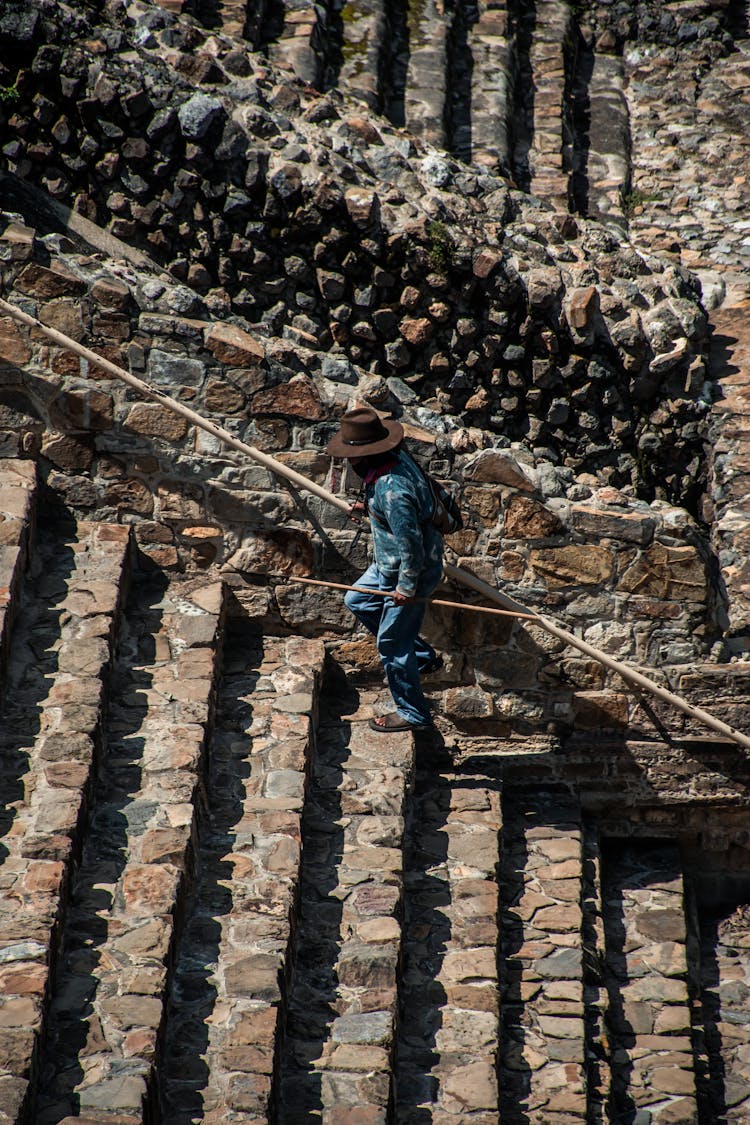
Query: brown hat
326 407 404 458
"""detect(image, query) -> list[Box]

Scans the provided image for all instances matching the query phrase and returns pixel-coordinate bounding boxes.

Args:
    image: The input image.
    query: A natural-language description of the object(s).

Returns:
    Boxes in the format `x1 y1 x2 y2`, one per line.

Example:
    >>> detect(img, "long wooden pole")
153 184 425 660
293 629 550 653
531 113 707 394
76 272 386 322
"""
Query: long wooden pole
2 295 749 751
290 575 538 619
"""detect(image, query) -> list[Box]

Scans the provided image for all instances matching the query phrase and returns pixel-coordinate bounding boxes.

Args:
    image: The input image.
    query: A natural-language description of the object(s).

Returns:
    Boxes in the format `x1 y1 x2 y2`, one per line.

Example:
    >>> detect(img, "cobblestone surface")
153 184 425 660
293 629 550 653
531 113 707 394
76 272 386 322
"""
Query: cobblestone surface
696 902 750 1122
277 660 414 1123
499 794 586 1124
600 843 696 1125
395 766 501 1122
32 574 224 1124
0 508 131 1124
161 629 324 1122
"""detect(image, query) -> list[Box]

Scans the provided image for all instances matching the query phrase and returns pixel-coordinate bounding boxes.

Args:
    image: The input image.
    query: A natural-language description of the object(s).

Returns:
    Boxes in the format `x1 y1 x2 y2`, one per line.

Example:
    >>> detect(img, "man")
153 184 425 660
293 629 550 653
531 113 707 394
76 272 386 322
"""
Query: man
326 406 443 732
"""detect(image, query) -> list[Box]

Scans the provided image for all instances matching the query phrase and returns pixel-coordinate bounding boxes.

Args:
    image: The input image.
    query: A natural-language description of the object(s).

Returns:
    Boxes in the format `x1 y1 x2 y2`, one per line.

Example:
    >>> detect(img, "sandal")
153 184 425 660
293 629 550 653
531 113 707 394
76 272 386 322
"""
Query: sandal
369 712 432 733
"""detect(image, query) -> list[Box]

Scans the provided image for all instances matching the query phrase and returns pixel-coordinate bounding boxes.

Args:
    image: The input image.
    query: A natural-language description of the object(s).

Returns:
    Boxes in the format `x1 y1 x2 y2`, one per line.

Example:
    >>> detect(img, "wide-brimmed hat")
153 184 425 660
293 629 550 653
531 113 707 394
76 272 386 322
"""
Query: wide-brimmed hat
326 407 404 458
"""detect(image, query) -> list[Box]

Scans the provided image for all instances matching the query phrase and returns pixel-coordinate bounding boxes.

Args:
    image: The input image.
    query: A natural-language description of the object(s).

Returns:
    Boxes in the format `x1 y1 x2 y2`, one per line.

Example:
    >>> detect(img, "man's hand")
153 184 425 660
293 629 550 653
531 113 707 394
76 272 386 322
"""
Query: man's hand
348 501 366 521
391 588 415 605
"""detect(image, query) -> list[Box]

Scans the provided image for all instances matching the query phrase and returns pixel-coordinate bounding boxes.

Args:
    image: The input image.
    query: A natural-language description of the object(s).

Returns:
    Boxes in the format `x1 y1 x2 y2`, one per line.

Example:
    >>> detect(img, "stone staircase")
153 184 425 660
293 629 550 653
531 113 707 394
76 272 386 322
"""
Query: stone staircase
2 459 750 1121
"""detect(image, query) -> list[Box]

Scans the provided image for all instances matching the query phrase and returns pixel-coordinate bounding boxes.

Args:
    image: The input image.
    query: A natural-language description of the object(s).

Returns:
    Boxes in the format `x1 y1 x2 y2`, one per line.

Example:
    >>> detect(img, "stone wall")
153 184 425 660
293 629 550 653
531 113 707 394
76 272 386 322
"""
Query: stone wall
0 209 733 740
0 0 715 509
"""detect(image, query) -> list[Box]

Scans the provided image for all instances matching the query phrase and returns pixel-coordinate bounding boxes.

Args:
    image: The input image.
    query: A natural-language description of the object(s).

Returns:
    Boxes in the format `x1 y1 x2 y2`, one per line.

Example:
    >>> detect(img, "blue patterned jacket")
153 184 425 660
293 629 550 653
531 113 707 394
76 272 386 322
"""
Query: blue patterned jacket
366 451 444 596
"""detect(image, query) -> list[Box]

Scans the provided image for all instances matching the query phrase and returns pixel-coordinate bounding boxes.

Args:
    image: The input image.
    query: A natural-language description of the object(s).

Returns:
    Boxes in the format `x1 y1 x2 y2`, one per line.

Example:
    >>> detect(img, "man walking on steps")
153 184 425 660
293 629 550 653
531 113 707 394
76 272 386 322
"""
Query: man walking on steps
326 407 444 733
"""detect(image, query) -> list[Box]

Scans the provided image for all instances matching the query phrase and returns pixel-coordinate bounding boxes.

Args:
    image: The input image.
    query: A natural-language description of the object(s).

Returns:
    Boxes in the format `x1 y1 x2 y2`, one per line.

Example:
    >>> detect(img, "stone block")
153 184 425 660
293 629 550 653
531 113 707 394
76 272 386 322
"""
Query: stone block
16 261 85 298
530 544 614 587
0 317 32 365
443 686 495 720
204 321 265 366
125 403 188 441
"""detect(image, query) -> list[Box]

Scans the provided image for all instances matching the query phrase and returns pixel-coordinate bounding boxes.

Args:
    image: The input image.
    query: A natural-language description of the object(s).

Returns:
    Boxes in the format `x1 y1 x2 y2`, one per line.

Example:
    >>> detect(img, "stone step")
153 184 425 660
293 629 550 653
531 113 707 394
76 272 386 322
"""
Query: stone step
584 52 629 228
0 516 131 1125
159 629 325 1123
267 0 327 86
395 767 502 1122
599 841 698 1124
276 661 415 1122
338 0 388 112
404 0 453 148
466 0 513 172
30 577 225 1125
693 896 750 1120
498 791 587 1123
525 0 576 209
0 459 38 693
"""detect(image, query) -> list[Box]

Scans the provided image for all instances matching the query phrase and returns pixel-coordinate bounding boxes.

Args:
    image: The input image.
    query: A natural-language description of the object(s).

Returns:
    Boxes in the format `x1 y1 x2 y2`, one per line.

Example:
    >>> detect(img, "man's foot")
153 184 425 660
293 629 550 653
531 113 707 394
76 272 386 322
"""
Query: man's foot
369 712 433 733
419 654 444 676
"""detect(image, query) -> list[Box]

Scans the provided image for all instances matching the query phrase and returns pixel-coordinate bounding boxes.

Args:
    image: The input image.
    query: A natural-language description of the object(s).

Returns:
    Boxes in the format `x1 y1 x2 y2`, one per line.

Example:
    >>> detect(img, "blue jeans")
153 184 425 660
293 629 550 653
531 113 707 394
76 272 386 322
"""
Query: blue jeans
344 563 443 726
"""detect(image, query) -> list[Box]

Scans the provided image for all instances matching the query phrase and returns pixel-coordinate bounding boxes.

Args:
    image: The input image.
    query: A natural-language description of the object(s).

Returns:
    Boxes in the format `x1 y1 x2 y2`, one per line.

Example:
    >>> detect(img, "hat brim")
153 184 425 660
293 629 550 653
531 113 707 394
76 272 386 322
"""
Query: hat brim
326 417 404 458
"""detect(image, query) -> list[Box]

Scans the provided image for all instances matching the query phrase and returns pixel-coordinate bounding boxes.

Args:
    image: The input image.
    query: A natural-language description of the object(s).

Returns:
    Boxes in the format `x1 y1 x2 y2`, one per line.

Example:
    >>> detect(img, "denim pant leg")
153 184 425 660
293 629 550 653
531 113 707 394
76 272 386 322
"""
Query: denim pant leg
377 563 443 726
344 565 436 669
344 564 386 636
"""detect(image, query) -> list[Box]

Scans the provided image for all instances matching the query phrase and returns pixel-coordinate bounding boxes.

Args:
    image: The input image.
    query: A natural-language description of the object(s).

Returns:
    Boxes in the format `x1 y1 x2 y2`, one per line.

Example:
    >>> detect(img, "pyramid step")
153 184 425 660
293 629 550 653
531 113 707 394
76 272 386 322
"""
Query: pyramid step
404 0 452 148
467 0 513 172
338 0 388 111
159 630 325 1123
0 459 38 691
525 0 576 207
498 792 587 1122
599 841 697 1124
395 767 502 1122
276 663 416 1122
30 578 225 1125
267 0 326 86
0 517 131 1125
694 898 750 1120
584 52 629 227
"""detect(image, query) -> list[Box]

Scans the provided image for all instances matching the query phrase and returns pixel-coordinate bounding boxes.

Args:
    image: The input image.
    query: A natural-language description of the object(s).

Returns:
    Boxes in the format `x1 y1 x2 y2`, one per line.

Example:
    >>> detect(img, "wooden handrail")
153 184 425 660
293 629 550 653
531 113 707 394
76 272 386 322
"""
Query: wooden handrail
2 295 749 751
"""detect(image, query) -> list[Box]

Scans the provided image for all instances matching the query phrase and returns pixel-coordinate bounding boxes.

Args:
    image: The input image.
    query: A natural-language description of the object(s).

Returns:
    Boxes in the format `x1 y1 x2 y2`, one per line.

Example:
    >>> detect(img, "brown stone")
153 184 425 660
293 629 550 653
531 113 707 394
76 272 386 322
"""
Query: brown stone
0 963 48 996
443 686 495 720
464 449 536 490
204 376 245 414
505 495 564 539
16 261 86 298
43 760 89 788
230 1006 279 1048
49 389 114 432
121 864 179 914
442 1061 497 1111
0 318 32 365
91 277 131 309
224 954 283 1001
140 828 188 866
125 403 188 441
530 544 614 587
41 432 93 471
573 690 629 729
251 376 324 419
98 995 163 1031
567 285 599 329
620 543 706 602
204 322 264 366
400 316 433 345
24 859 64 893
473 248 503 279
37 298 84 340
